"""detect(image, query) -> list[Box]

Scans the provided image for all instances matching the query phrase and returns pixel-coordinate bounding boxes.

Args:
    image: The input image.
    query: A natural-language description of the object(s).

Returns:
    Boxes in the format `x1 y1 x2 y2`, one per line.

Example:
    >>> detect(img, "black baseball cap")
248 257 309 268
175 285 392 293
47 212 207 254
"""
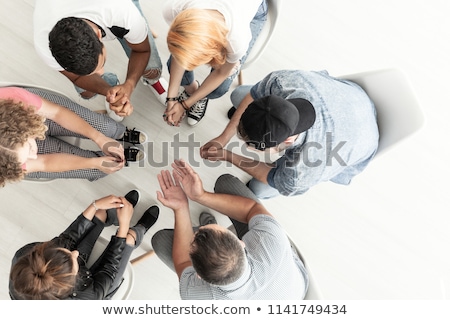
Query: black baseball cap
240 95 316 150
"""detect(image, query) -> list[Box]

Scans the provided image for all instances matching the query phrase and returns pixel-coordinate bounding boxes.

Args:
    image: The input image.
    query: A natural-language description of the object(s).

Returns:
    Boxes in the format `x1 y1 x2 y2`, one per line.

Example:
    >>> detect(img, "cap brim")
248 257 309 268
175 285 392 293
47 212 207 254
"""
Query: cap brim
287 98 316 133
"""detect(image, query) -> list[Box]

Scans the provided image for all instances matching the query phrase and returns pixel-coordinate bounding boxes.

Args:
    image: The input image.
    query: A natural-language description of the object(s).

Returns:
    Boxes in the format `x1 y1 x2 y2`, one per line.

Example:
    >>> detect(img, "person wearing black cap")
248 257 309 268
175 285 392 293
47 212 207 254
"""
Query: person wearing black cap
201 69 379 198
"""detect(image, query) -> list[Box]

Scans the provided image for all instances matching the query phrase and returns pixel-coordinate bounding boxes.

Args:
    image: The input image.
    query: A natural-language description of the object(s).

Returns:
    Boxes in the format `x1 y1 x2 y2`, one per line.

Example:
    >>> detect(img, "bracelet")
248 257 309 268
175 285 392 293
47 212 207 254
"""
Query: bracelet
165 97 178 103
178 98 190 111
92 201 99 211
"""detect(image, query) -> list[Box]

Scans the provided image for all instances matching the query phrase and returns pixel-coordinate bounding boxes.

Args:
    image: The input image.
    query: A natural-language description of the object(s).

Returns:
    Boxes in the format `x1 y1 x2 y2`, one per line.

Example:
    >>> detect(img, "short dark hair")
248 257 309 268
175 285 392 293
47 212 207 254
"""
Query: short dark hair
49 17 104 75
190 228 246 285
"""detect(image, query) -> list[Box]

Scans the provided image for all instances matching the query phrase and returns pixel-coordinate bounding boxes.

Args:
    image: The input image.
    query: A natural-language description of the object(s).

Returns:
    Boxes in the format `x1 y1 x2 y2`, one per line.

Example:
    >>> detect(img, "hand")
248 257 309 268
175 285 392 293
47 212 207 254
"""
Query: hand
96 156 125 174
116 196 134 227
96 135 125 162
200 136 228 160
106 83 134 117
200 145 229 162
170 159 205 201
164 101 185 127
156 169 189 211
92 194 125 211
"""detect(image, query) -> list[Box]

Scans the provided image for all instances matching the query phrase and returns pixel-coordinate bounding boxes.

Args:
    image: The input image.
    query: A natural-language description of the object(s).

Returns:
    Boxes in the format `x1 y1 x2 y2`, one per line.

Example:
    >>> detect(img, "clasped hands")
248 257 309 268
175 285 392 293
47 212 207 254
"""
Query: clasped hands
106 82 134 117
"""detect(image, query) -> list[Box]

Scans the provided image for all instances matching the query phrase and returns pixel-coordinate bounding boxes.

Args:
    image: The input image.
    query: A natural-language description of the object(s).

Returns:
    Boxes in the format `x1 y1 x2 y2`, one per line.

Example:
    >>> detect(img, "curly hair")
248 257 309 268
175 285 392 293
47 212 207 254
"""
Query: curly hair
0 99 47 187
190 227 246 285
10 242 78 300
49 17 104 75
167 9 229 71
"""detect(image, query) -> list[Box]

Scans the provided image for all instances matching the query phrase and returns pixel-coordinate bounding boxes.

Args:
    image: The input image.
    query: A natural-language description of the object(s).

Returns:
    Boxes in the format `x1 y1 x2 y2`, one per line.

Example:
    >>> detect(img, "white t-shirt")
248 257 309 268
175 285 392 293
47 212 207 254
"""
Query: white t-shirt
163 0 263 63
33 0 148 71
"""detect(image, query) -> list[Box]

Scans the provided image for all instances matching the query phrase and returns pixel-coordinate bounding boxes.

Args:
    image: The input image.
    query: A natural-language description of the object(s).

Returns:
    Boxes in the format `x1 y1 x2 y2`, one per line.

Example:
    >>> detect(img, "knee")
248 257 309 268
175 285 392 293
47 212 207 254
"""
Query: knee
143 68 162 80
207 81 232 99
214 173 236 192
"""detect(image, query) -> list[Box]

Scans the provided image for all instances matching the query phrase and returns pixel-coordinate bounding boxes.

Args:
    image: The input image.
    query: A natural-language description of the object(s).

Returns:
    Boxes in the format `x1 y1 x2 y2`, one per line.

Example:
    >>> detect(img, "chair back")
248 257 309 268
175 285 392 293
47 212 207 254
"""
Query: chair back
242 0 282 70
340 69 425 157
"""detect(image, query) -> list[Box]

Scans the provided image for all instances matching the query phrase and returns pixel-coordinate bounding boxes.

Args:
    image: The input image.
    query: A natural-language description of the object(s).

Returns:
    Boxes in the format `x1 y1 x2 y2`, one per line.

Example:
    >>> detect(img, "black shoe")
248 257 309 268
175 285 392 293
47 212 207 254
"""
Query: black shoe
227 106 236 119
135 205 159 233
124 147 146 166
118 127 148 145
125 189 140 207
187 97 208 126
105 190 140 226
199 212 217 226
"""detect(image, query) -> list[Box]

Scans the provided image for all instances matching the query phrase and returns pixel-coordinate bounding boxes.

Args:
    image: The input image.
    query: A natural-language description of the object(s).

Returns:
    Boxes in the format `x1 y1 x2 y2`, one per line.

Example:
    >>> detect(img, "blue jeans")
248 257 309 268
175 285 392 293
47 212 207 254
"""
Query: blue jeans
75 0 162 97
166 0 268 99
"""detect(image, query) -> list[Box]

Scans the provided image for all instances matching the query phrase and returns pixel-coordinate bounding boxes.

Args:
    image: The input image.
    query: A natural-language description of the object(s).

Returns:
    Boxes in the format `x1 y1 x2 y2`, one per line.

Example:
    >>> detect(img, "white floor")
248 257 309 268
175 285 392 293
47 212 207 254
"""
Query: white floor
0 0 449 300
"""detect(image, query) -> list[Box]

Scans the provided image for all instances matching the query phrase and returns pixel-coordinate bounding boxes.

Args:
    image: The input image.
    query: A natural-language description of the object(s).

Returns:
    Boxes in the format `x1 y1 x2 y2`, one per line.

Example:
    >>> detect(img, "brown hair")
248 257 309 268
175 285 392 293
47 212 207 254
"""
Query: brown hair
10 242 77 300
0 99 47 186
190 228 246 285
167 9 228 70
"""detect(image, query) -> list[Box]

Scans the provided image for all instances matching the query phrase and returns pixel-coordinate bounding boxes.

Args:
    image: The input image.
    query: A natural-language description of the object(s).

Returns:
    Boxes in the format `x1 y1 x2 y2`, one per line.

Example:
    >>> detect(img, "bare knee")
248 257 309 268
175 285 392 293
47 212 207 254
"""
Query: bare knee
143 68 161 80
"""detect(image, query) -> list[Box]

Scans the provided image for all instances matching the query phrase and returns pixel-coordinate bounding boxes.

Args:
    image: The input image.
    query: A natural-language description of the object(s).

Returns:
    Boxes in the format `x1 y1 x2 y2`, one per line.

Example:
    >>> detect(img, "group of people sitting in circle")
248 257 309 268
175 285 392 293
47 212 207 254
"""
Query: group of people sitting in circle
2 0 379 300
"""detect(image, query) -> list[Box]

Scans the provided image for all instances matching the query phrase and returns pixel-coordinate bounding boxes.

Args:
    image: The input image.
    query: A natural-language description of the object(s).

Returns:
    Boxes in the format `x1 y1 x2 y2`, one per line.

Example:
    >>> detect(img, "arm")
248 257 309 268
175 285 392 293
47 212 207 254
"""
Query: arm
184 62 238 108
200 92 254 155
90 196 133 299
105 38 150 116
60 70 111 97
156 170 193 279
164 61 238 126
26 153 124 175
171 159 273 224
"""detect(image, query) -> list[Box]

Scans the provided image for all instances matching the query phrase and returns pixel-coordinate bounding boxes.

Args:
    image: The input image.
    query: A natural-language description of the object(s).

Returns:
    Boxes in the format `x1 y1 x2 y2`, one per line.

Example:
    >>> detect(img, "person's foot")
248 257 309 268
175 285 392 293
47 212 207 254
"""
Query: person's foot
187 97 209 126
105 189 140 226
118 127 148 145
125 189 140 207
142 77 168 106
199 212 217 226
135 204 160 233
227 106 236 119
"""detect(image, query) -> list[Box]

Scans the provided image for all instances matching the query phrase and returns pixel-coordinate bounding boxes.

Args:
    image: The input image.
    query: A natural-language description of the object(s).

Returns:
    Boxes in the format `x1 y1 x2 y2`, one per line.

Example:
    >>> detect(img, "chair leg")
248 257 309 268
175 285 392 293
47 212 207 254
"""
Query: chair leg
238 70 243 86
130 250 155 265
150 27 158 39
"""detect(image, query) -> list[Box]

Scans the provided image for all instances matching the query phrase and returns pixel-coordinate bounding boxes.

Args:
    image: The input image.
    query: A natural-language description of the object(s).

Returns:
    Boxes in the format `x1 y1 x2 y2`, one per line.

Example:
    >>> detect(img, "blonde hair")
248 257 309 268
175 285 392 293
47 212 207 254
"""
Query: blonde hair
167 9 229 70
0 99 47 187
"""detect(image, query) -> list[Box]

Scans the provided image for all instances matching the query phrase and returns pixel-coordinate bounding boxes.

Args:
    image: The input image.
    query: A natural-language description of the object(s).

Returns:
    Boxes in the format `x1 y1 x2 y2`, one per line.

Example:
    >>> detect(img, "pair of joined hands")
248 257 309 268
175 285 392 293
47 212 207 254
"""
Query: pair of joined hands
106 82 134 117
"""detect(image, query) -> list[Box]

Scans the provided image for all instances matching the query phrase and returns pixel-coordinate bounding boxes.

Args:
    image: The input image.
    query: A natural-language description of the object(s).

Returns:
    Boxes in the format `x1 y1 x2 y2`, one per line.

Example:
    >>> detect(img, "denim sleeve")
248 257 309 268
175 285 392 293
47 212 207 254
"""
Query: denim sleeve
266 167 277 188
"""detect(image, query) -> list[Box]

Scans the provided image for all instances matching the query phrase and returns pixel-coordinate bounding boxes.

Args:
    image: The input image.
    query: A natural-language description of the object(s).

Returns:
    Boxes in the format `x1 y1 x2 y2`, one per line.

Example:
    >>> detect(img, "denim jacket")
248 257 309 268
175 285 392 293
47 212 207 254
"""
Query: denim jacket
251 70 379 196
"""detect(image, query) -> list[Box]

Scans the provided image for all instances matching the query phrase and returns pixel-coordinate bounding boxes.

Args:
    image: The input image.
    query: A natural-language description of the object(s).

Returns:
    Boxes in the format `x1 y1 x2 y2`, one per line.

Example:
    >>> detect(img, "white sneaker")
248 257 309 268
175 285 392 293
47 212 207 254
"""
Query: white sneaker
142 77 168 106
187 97 209 126
105 100 124 122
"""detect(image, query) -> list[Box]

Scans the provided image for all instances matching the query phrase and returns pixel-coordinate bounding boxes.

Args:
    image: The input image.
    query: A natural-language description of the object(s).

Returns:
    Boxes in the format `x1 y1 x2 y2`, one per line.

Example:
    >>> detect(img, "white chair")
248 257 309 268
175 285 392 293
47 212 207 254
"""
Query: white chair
288 237 323 300
339 69 426 158
238 0 281 85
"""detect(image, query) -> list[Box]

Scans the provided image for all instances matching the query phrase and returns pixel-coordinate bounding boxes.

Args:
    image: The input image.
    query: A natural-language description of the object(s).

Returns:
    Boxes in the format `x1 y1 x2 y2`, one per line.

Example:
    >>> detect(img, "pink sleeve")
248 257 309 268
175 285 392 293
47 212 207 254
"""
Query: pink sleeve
0 87 43 111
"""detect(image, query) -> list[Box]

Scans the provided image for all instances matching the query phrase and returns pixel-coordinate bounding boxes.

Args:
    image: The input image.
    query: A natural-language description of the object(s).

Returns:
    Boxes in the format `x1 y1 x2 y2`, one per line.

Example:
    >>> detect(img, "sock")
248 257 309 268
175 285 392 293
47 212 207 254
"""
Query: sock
145 79 166 95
